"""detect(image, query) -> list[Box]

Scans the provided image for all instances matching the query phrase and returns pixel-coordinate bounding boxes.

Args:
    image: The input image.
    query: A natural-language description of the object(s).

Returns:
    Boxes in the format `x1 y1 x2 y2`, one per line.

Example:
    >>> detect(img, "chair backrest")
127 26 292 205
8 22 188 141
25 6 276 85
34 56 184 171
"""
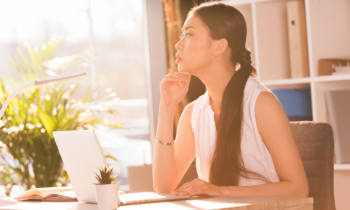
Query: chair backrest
290 121 336 210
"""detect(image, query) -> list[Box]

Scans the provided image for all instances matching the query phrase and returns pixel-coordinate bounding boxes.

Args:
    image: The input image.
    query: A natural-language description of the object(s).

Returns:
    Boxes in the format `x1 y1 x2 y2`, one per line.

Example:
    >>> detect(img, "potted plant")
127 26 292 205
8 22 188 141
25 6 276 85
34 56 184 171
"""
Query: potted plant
93 165 119 210
0 38 122 195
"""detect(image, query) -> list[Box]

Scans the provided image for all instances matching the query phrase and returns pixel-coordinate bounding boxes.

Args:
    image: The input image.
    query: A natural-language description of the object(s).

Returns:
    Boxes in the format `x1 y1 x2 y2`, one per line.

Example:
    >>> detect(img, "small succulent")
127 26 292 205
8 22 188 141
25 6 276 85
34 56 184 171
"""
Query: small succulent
94 166 118 185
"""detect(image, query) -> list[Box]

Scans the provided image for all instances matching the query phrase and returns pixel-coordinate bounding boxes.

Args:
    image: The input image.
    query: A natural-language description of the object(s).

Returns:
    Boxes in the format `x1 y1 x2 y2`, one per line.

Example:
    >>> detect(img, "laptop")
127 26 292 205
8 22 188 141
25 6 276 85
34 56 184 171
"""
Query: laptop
53 130 192 205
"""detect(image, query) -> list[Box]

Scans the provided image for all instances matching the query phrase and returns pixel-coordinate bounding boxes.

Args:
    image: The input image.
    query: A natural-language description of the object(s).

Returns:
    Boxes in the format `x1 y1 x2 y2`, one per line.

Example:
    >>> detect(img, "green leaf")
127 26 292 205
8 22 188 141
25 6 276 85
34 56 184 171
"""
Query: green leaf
17 47 36 76
14 56 34 81
9 57 29 83
26 44 39 71
104 154 118 162
38 110 56 138
34 51 42 75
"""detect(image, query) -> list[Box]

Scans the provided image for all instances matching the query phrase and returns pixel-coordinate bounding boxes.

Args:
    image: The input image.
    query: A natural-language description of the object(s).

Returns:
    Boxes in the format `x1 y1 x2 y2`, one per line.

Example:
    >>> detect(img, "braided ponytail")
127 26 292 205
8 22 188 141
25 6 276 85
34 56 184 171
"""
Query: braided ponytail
238 49 253 68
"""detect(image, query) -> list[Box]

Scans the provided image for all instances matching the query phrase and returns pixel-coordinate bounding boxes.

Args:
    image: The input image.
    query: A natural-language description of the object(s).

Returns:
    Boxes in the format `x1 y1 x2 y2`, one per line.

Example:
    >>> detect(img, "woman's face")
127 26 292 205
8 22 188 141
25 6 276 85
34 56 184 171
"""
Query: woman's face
175 14 214 73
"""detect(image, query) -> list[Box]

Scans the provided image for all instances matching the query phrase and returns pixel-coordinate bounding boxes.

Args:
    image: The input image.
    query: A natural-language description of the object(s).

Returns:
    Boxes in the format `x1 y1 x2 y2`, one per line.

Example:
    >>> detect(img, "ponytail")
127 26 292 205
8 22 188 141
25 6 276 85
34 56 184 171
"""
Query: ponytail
209 49 270 186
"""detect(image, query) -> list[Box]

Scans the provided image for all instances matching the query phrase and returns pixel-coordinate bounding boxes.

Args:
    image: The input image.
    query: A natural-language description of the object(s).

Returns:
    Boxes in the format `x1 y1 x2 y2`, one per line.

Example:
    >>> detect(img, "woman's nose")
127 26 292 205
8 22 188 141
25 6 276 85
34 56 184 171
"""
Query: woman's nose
175 39 182 51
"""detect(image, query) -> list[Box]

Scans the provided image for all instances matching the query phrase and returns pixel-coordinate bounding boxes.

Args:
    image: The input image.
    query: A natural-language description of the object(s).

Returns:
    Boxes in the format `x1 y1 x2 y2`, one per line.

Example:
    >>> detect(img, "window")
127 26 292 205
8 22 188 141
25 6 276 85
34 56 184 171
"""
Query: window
0 0 152 191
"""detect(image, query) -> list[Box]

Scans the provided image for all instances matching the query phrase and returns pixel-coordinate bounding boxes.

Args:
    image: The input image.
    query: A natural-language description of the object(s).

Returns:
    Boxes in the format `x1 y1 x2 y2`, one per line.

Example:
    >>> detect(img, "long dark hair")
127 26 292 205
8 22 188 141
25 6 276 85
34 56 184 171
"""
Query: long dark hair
189 2 270 186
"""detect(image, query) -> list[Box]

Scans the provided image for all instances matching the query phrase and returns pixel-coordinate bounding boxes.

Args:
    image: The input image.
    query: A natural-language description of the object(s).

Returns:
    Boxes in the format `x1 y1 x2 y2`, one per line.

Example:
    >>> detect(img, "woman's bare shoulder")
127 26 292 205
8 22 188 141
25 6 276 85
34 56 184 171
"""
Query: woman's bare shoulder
175 100 197 143
180 100 196 123
179 94 205 128
255 91 292 144
255 91 283 116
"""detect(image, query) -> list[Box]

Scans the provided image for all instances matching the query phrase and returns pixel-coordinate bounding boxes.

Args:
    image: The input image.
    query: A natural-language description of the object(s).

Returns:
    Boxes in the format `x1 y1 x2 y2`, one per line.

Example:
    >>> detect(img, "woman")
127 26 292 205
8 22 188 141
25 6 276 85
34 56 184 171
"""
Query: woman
152 2 309 197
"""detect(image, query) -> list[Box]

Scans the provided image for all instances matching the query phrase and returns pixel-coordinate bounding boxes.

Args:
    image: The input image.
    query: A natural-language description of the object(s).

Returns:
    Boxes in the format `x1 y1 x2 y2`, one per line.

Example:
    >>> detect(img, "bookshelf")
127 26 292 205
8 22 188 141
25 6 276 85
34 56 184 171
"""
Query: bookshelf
334 164 350 171
222 0 350 208
222 0 350 158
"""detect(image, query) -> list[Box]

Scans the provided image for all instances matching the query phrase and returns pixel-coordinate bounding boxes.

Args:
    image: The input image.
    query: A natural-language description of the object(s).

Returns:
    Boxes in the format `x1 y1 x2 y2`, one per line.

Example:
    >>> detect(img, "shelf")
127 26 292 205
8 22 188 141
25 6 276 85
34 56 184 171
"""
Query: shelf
334 164 350 171
260 77 311 86
314 74 350 83
259 77 311 89
259 74 350 87
223 0 283 6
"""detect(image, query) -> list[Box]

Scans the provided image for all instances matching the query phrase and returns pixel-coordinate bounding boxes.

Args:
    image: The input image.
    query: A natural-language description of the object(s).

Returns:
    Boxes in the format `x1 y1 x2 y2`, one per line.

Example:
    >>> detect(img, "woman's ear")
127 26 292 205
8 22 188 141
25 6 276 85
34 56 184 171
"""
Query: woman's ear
213 38 228 56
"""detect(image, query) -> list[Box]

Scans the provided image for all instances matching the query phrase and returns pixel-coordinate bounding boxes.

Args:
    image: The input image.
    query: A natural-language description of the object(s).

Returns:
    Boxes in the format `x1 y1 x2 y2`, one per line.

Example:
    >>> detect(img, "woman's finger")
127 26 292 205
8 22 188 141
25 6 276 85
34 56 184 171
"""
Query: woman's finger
180 182 207 194
179 73 191 83
181 179 204 191
188 188 205 196
180 74 192 89
164 75 180 82
165 75 182 83
177 178 201 191
172 180 197 195
177 178 200 188
177 71 191 80
168 72 190 82
172 178 202 195
180 185 207 196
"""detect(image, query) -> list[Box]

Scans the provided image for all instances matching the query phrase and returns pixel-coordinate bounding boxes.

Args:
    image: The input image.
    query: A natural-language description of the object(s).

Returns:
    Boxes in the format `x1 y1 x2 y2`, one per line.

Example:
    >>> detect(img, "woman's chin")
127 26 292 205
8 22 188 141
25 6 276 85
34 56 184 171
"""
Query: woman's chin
177 63 194 73
177 65 186 72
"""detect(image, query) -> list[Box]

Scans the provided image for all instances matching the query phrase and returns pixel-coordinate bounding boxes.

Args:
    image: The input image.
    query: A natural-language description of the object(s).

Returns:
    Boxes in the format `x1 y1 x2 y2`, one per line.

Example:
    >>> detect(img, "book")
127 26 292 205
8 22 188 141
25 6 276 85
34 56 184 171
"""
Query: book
15 187 78 202
318 57 350 76
332 66 350 75
271 88 312 121
325 89 350 164
287 0 309 78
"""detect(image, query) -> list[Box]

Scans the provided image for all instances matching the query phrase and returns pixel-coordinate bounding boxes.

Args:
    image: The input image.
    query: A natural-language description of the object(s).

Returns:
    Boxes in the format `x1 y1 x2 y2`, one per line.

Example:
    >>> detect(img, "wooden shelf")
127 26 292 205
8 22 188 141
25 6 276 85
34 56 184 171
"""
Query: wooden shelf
260 77 311 86
314 74 350 83
259 74 350 87
334 164 350 171
223 0 283 6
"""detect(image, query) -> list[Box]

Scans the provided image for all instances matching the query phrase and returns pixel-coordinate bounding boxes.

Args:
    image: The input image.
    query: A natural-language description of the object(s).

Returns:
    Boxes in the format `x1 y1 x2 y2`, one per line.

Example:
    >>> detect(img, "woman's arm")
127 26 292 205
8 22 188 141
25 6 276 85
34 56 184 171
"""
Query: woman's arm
152 71 196 193
172 91 309 197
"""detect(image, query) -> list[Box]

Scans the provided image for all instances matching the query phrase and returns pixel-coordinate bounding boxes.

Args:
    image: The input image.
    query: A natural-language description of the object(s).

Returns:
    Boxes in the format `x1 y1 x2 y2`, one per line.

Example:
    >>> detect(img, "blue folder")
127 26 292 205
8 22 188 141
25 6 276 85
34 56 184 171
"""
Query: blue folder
271 88 312 121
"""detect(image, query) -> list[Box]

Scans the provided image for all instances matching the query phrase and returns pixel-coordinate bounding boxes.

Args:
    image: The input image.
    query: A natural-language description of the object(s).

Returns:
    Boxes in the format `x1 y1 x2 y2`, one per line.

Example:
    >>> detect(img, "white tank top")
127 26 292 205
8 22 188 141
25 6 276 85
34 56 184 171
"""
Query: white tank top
191 75 280 186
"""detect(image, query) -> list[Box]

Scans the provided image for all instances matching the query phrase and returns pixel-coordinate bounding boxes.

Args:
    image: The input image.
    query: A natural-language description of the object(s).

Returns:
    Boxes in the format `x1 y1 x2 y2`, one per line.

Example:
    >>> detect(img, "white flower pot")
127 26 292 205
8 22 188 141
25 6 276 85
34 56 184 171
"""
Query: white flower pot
93 182 120 210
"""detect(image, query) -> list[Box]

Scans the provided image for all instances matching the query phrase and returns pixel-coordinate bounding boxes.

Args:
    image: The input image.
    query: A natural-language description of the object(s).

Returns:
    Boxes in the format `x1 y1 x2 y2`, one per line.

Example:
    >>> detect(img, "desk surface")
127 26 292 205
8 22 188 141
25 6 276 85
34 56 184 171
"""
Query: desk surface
0 197 313 210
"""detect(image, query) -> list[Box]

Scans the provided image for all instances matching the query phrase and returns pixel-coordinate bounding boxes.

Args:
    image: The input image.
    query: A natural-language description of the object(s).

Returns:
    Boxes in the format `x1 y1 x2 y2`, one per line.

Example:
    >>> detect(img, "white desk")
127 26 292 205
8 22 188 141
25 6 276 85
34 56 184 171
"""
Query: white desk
0 197 313 210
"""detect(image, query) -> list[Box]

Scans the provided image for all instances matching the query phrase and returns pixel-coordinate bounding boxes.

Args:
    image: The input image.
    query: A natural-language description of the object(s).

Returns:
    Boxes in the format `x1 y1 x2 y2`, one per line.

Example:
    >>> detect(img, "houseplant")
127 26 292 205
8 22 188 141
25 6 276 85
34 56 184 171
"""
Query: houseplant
0 37 122 195
93 165 119 210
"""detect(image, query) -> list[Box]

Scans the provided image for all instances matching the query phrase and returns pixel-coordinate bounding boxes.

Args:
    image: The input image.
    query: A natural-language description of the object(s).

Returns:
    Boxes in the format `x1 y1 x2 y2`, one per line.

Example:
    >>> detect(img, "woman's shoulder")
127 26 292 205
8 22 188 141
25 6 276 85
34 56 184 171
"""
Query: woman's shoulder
244 76 273 104
181 92 208 130
187 91 208 113
181 96 201 121
183 100 196 115
246 76 271 93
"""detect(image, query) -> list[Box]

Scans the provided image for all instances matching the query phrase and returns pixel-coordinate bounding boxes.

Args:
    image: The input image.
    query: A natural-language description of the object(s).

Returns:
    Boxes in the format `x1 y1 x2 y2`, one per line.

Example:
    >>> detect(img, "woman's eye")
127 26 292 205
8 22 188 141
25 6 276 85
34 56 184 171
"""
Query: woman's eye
179 33 191 38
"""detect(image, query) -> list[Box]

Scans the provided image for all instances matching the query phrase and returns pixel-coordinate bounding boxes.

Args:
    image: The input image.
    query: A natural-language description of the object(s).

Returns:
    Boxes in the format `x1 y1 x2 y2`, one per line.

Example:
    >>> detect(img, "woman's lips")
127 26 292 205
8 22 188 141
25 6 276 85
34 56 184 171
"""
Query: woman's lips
175 54 182 63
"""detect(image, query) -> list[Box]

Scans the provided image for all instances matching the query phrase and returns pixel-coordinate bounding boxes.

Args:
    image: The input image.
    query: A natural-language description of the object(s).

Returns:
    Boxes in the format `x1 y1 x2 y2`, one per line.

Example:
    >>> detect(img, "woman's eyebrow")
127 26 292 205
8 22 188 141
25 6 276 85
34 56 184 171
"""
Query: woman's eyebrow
181 26 195 32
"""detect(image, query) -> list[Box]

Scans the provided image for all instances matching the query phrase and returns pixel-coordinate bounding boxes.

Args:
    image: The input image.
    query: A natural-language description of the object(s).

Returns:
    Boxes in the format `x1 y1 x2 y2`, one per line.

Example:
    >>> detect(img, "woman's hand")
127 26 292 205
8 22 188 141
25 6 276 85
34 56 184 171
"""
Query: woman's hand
172 178 222 197
160 71 191 108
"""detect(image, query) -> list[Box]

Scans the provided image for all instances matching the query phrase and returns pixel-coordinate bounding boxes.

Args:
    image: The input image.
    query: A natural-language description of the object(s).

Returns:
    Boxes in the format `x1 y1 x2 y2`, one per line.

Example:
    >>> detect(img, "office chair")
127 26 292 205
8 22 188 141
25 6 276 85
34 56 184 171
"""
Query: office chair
290 121 336 210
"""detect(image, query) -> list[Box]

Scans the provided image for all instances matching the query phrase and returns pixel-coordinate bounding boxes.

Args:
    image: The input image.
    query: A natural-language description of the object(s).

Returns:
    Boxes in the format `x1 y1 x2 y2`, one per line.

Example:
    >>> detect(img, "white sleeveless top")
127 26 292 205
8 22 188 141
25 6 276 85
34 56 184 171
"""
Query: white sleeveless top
191 76 280 186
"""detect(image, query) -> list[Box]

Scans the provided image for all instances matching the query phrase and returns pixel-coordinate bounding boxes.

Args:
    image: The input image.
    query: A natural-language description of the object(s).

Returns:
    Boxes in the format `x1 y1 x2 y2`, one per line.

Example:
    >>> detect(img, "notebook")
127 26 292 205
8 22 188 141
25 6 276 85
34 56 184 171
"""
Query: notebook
325 89 350 163
287 0 309 78
271 88 312 121
15 187 77 202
